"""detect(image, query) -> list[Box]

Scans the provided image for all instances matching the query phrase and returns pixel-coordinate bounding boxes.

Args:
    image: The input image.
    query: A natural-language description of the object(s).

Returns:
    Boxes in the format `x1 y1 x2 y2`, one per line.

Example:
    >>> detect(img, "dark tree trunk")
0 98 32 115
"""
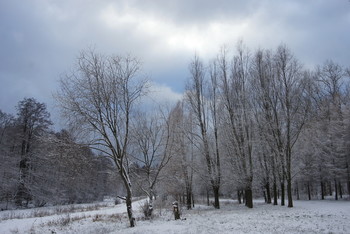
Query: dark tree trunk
263 191 267 203
126 194 135 227
321 181 325 200
192 193 195 208
307 182 311 200
281 182 285 206
339 182 343 199
334 179 338 200
206 188 210 206
213 186 220 209
242 190 246 204
245 188 253 208
273 182 278 205
15 183 31 207
237 190 242 204
186 188 192 210
287 173 293 208
329 181 332 196
120 169 135 227
265 182 271 204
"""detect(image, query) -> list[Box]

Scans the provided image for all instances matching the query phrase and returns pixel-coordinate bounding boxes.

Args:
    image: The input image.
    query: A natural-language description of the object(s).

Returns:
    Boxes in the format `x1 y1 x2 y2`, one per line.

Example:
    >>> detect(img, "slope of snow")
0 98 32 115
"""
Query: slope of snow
1 199 349 234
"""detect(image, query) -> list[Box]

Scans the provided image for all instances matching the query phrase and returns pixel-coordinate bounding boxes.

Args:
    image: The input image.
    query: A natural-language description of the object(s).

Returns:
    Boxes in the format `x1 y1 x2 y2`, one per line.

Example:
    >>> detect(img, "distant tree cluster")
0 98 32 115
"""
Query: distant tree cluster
0 98 119 209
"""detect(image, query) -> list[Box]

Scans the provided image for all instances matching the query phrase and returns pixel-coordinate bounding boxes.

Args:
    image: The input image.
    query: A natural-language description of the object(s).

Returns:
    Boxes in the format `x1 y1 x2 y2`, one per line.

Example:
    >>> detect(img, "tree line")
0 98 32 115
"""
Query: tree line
0 98 119 209
1 43 349 228
181 43 350 209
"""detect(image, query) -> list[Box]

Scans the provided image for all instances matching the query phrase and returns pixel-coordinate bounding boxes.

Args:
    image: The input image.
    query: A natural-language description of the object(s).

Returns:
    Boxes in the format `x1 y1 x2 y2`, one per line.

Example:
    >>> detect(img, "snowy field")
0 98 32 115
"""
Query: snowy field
1 199 350 234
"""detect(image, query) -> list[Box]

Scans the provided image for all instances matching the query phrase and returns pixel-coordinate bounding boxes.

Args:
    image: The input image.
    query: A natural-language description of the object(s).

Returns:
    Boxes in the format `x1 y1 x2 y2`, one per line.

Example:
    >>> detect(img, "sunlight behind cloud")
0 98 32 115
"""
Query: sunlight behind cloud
99 4 250 57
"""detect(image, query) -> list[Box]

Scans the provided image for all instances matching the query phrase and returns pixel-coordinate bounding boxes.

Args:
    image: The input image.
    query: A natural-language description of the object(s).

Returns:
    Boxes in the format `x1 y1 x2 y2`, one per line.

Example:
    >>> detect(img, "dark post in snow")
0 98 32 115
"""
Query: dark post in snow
173 201 180 220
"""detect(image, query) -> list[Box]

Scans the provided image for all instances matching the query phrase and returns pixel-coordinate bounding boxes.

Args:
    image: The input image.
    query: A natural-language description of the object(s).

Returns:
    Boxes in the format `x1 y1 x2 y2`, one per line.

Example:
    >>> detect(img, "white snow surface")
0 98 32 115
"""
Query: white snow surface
1 199 349 234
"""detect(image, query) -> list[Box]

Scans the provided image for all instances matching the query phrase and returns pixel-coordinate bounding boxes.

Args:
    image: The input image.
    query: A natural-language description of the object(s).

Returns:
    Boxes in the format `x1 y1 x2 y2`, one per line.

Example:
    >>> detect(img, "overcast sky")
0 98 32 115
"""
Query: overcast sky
1 0 349 128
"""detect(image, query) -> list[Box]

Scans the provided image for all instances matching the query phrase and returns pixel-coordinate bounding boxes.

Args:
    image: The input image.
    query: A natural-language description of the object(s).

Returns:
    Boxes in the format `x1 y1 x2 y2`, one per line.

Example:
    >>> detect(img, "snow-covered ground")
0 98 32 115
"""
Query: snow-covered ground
1 199 349 234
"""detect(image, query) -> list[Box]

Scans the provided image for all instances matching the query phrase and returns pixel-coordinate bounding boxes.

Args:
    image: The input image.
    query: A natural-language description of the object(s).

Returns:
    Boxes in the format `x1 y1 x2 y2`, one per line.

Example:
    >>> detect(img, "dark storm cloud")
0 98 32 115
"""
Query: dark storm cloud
1 0 349 127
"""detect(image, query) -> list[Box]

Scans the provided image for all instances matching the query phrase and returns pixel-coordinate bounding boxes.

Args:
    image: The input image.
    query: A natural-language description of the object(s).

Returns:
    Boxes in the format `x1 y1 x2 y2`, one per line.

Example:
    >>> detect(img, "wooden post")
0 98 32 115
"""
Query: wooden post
172 201 180 220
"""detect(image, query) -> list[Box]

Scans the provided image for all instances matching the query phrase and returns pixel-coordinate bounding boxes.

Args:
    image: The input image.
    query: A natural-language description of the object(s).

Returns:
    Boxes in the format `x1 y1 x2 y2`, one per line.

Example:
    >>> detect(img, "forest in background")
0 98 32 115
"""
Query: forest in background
1 42 350 227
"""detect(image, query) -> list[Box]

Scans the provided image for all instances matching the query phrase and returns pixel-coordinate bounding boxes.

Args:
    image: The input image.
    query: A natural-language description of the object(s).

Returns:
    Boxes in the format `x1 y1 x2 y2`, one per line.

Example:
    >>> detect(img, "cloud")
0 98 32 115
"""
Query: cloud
0 0 349 127
143 82 183 108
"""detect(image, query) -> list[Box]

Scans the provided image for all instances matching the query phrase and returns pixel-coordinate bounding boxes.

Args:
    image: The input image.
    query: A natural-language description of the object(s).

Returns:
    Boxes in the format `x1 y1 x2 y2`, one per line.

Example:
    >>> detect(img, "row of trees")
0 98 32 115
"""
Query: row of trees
177 43 350 209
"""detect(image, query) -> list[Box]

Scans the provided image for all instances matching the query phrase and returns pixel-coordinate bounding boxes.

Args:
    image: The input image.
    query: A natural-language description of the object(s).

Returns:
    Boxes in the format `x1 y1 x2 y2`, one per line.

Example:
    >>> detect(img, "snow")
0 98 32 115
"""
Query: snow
1 199 349 234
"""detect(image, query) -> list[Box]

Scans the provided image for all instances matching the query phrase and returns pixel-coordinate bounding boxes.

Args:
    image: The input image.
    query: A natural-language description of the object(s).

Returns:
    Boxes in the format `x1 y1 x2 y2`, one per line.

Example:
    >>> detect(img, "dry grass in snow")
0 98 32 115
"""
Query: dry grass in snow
1 199 349 234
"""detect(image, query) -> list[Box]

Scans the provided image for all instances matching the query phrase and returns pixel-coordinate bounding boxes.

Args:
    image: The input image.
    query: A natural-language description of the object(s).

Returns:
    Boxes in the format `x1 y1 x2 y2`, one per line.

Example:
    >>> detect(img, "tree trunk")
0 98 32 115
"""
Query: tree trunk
121 171 135 227
280 182 285 206
287 172 293 207
265 182 271 204
186 188 192 210
334 179 338 200
15 183 31 207
339 182 343 199
192 193 195 208
126 193 135 227
307 182 311 200
213 186 220 209
242 190 246 204
273 182 278 205
144 195 154 219
321 181 325 200
237 190 242 204
206 188 210 206
245 188 253 208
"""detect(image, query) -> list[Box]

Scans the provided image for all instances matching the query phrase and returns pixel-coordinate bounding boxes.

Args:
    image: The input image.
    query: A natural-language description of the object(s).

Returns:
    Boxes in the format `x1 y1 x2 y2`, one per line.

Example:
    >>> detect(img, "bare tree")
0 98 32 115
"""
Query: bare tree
186 55 221 209
274 45 309 207
219 43 255 208
177 101 196 209
130 108 175 217
251 49 280 205
56 50 148 227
